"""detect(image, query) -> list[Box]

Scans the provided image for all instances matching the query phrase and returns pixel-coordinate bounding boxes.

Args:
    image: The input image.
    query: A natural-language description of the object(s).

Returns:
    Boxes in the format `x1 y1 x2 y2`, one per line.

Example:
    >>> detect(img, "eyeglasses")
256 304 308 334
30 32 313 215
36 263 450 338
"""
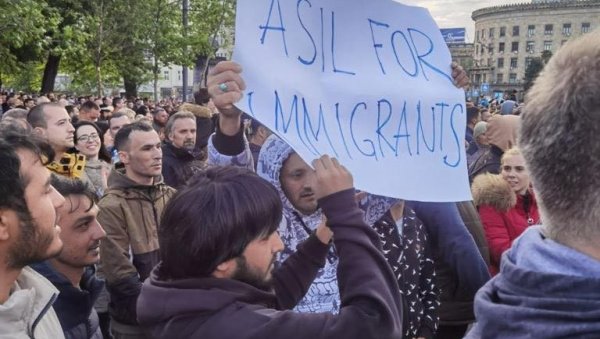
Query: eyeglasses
77 133 100 143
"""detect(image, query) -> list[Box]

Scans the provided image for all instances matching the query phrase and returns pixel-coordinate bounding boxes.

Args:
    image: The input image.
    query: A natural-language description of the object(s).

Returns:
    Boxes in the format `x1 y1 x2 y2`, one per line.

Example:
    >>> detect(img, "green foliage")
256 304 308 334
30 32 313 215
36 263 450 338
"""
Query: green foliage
1 0 237 95
523 57 544 92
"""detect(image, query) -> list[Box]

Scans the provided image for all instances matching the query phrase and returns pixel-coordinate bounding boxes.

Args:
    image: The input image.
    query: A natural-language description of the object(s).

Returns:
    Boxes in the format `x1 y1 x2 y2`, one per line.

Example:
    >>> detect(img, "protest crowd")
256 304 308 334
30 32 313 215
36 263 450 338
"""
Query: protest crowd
0 12 599 339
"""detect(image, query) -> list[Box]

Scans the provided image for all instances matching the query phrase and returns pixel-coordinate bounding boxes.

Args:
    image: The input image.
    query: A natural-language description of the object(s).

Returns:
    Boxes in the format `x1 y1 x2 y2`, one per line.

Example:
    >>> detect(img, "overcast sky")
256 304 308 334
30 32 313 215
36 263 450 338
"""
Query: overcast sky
398 0 519 42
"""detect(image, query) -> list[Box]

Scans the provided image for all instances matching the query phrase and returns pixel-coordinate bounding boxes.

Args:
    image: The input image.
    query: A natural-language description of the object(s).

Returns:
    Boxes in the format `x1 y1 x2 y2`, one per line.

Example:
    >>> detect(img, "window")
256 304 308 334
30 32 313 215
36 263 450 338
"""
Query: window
497 58 505 68
489 28 495 38
163 71 169 80
512 25 519 36
582 22 591 33
475 74 481 84
511 41 519 52
487 58 492 67
499 42 505 52
526 41 535 53
483 74 487 82
480 45 484 54
525 57 533 69
177 70 182 81
482 29 485 39
527 25 535 36
562 23 571 35
496 73 504 84
510 57 518 68
488 43 494 54
544 24 553 35
500 26 506 37
476 30 480 41
544 40 552 51
509 73 517 84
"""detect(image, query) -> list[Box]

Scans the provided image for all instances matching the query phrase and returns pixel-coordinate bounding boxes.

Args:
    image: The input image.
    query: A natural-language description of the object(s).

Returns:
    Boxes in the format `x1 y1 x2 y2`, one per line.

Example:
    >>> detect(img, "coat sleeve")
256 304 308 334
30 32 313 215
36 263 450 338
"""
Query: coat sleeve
406 201 490 299
97 197 142 325
272 233 330 310
207 124 254 170
478 205 512 268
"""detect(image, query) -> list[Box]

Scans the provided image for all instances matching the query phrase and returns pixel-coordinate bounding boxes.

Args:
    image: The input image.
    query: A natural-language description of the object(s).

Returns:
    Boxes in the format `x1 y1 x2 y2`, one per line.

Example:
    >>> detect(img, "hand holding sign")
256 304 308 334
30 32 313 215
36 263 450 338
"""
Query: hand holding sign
312 155 354 200
207 61 247 135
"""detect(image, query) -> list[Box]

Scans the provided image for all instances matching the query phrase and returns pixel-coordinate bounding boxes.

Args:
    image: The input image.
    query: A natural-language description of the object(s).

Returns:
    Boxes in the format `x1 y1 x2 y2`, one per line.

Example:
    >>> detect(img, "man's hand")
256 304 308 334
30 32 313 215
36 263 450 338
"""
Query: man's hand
451 62 470 89
315 216 333 245
312 155 354 200
207 61 246 118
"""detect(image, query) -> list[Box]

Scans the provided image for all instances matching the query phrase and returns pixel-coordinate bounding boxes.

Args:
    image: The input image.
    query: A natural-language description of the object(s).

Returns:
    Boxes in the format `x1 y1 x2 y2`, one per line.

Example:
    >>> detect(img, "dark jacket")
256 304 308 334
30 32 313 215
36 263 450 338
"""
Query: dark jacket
373 208 439 339
432 201 491 325
161 142 206 188
98 168 176 325
468 145 503 183
466 227 600 338
31 262 104 339
137 189 404 339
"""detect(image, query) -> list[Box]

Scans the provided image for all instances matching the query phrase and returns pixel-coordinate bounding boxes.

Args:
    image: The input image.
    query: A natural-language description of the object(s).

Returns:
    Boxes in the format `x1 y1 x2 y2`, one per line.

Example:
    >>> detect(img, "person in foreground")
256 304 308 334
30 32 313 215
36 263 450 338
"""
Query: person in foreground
136 158 403 338
466 30 600 338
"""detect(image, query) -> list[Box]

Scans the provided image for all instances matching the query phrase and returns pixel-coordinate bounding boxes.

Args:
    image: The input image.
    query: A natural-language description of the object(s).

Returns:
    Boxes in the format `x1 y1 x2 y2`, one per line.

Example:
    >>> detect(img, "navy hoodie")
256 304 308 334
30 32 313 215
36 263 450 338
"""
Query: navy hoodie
467 226 600 338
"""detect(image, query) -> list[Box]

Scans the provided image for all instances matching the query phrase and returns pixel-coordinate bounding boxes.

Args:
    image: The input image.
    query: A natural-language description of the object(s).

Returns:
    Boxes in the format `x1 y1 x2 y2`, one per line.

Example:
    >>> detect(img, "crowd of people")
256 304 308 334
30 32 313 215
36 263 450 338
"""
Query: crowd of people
0 29 598 339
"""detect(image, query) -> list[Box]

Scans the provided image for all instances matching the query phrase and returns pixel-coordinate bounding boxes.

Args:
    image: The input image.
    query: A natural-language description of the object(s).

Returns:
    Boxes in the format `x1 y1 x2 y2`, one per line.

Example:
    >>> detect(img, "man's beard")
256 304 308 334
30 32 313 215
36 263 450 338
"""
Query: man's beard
7 218 61 269
232 255 275 292
183 140 195 152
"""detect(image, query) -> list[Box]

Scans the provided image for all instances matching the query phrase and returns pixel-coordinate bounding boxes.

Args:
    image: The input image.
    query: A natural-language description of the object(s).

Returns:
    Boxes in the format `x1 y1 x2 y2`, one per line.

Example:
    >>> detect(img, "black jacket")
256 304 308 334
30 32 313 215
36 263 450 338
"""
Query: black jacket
161 142 205 188
31 262 104 339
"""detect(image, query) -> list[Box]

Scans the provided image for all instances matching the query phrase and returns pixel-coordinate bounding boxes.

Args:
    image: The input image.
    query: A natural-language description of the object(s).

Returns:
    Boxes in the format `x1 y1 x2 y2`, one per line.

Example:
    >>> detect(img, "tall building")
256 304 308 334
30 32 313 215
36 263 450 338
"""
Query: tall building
471 0 600 97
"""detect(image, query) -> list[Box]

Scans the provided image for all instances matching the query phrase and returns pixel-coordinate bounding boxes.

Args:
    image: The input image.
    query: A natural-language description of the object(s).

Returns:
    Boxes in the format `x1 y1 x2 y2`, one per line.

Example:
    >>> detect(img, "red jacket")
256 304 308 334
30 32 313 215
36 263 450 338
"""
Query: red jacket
471 174 540 275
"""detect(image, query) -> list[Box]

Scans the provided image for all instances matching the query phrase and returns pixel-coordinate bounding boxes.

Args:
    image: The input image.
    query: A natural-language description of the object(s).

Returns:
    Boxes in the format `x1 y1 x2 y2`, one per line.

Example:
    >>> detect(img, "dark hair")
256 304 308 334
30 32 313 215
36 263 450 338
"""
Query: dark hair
157 166 283 280
27 102 64 128
2 108 29 121
112 97 122 107
113 120 154 152
194 88 210 105
0 129 54 224
50 175 97 212
74 121 111 162
467 106 480 123
80 100 100 113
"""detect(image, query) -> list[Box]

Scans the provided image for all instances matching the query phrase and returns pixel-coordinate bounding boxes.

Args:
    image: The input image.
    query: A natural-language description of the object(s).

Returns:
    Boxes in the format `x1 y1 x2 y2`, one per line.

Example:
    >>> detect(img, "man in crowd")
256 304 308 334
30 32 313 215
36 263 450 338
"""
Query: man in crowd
105 112 131 159
28 103 87 179
0 129 66 338
467 30 600 338
161 111 205 188
97 121 175 338
137 159 403 339
151 107 169 136
24 98 36 110
79 101 109 134
248 119 271 169
31 176 105 339
112 97 124 112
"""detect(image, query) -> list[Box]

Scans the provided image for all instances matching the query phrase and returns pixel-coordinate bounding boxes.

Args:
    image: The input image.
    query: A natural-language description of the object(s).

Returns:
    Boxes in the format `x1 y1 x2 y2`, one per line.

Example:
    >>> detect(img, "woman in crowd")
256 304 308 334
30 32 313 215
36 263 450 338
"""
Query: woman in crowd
471 147 540 275
74 121 112 197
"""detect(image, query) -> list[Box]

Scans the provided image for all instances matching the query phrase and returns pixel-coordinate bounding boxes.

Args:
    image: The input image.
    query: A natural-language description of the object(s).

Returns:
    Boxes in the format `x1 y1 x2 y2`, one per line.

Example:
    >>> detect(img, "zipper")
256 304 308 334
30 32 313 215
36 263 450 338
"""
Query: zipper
30 293 58 339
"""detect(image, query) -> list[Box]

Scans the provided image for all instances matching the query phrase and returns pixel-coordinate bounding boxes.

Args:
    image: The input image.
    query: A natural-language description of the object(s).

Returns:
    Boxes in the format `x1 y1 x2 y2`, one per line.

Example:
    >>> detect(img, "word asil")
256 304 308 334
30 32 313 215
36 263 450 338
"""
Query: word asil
247 91 464 168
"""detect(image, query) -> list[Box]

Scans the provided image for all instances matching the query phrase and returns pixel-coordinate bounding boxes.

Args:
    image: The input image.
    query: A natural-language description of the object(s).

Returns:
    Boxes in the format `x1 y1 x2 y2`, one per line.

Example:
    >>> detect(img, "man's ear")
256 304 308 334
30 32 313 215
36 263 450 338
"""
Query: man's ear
212 258 237 279
0 209 18 241
118 150 129 165
32 126 47 138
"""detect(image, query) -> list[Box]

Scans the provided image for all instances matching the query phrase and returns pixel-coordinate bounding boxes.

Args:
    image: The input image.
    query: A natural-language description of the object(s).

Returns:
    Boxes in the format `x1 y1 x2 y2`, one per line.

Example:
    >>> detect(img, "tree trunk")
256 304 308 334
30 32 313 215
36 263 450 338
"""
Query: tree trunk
194 54 208 88
123 76 138 100
41 53 61 94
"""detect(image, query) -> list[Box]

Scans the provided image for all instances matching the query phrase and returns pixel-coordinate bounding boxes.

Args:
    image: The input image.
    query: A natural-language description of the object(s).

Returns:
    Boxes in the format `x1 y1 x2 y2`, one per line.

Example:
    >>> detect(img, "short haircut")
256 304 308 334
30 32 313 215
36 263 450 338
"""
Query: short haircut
113 120 154 152
0 129 54 223
164 111 196 139
74 121 112 163
467 106 480 123
27 103 64 128
157 166 283 280
80 100 100 113
50 175 97 212
112 97 122 107
194 88 210 105
152 107 166 117
520 30 600 244
2 108 28 121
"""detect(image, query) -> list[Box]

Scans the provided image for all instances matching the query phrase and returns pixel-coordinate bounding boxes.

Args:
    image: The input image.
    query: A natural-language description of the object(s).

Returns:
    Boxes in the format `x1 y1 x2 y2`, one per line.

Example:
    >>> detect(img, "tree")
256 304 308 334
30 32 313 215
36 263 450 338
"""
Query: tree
523 58 544 92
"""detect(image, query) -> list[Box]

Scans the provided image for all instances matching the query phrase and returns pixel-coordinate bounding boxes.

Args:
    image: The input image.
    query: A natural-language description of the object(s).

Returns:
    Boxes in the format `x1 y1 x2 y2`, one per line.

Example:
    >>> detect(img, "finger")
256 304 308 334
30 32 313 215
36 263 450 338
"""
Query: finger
354 191 367 202
211 92 243 108
319 155 333 170
312 157 325 172
209 61 242 76
331 157 341 169
211 80 243 95
208 70 246 92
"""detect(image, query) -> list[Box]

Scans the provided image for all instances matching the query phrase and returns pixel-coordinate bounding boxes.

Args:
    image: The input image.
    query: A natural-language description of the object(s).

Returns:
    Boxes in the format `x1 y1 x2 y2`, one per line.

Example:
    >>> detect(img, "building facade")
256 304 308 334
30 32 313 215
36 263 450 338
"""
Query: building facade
471 0 600 97
448 43 475 71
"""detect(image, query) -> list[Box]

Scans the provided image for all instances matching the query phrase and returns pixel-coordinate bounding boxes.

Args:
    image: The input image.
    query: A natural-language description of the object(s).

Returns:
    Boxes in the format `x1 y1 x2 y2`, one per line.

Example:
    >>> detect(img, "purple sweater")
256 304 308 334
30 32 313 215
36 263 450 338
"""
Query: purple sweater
136 189 403 338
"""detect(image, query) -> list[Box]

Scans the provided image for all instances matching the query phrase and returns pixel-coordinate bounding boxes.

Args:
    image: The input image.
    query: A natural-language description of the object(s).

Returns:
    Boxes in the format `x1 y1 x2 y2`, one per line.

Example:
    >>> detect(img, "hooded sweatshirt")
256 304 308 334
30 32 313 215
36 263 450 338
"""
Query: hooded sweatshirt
256 135 394 313
466 226 600 338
